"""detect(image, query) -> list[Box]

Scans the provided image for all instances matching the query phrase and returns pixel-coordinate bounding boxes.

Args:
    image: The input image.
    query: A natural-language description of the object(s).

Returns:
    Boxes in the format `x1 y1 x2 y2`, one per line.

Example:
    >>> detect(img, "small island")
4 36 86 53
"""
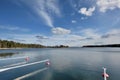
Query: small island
82 44 120 47
0 39 69 49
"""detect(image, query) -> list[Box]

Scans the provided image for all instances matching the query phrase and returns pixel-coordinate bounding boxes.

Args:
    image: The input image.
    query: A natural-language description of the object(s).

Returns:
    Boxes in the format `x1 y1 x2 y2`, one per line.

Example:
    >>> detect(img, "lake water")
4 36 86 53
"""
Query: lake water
0 48 120 80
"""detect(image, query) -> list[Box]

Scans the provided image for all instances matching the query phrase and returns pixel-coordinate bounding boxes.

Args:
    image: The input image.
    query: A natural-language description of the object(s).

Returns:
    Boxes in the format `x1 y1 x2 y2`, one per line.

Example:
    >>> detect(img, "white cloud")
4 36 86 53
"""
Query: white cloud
107 29 120 35
48 28 102 46
0 25 29 32
45 34 85 46
79 7 95 16
81 17 87 20
101 32 120 44
97 0 120 12
92 29 120 45
71 20 77 23
36 35 49 39
51 35 83 41
81 28 101 39
51 27 71 35
102 29 120 38
1 28 120 47
79 28 120 45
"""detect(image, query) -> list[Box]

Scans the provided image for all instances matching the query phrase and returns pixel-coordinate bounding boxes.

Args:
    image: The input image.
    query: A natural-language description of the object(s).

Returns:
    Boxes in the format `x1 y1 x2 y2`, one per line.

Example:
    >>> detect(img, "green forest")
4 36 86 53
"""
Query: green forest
0 40 45 48
82 44 120 47
0 40 69 48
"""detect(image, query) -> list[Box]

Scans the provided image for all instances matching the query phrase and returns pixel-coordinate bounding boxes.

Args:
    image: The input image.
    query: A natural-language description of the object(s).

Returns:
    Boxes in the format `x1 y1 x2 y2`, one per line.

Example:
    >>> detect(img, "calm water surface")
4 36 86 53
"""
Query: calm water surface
0 48 120 80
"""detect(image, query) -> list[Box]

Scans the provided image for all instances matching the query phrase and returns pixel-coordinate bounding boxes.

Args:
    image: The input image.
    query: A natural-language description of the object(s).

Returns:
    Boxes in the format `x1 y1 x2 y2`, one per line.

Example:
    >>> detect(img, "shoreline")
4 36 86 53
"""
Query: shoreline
0 47 69 50
0 48 23 50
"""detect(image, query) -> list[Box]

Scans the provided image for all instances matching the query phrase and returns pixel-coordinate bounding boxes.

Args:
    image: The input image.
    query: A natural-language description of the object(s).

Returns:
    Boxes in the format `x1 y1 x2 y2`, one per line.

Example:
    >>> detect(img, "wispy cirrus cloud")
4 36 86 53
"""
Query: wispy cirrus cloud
15 0 73 36
37 10 54 27
17 0 61 28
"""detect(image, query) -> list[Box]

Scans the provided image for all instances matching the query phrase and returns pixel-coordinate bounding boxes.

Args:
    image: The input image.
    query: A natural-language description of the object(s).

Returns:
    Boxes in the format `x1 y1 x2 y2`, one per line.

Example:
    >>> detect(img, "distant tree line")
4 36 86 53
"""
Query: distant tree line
82 44 120 47
0 40 45 48
0 40 69 48
47 45 69 48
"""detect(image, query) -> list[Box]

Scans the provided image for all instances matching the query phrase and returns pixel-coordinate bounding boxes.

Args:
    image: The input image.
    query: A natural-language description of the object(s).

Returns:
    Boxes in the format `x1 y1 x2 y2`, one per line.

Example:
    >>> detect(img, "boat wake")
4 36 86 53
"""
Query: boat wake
14 67 48 80
0 59 49 72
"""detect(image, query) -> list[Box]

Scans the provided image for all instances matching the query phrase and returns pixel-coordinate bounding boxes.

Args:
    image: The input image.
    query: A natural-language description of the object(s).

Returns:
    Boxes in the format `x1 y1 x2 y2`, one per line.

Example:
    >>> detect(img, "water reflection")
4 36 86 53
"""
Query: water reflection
0 52 19 58
45 48 120 80
0 48 120 80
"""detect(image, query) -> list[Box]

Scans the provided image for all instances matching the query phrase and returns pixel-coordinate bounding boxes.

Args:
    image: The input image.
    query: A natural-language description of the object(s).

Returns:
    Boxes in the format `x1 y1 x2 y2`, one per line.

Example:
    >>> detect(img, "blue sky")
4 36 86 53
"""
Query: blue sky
0 0 120 46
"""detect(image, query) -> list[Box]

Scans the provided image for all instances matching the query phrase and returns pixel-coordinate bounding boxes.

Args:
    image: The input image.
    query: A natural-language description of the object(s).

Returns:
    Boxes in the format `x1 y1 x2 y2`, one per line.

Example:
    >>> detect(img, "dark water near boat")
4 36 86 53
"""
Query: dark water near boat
0 48 120 80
